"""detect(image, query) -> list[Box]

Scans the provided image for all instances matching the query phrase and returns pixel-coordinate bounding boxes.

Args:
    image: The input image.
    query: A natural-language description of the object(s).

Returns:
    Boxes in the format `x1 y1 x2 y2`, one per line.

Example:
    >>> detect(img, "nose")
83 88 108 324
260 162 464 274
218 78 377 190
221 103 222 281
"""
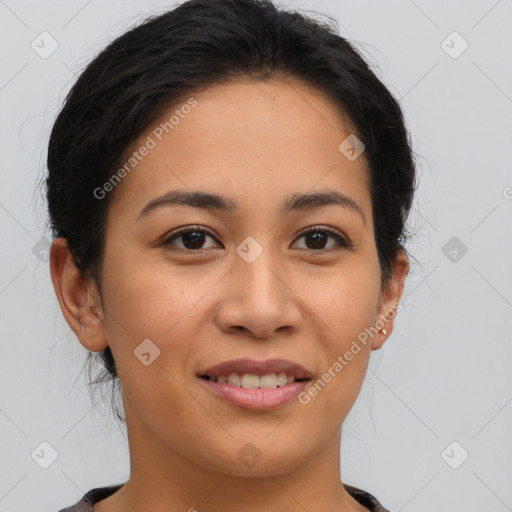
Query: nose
215 251 303 339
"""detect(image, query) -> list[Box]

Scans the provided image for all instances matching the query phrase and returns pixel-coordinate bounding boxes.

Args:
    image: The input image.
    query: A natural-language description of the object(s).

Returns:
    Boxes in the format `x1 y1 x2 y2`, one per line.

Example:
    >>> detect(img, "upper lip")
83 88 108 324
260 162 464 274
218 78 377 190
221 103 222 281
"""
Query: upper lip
198 358 313 380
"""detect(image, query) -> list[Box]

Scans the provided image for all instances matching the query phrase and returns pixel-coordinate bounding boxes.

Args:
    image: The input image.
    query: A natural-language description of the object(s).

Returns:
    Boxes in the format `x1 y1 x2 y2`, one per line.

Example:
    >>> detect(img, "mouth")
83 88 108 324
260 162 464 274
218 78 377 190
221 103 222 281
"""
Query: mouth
198 373 311 388
196 358 313 410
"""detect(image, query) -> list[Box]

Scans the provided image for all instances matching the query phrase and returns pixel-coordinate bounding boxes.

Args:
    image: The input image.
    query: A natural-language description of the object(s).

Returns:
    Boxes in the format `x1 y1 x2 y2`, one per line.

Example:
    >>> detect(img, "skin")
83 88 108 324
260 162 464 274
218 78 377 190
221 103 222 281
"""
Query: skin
50 79 409 512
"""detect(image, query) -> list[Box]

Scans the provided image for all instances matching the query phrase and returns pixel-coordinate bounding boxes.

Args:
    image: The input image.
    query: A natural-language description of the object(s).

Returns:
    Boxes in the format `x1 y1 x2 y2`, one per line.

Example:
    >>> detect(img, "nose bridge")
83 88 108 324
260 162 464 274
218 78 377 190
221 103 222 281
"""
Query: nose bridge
235 239 286 307
218 236 302 337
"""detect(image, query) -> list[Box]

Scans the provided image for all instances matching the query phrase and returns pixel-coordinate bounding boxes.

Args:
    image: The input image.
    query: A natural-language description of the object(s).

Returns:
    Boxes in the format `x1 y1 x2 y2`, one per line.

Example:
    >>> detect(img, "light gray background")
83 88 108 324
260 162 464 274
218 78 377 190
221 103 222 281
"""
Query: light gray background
1 0 511 511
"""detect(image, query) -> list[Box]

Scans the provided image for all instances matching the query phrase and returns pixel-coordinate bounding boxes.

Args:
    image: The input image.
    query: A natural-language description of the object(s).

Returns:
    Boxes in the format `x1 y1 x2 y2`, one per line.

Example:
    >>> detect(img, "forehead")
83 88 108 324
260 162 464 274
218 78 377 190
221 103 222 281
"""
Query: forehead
108 79 371 222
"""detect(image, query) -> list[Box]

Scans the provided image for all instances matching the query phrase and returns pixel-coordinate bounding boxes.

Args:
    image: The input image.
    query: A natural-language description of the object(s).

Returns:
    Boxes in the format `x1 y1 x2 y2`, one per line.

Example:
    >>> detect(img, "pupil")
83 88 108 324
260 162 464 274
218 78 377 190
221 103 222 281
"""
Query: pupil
183 231 205 249
307 232 326 249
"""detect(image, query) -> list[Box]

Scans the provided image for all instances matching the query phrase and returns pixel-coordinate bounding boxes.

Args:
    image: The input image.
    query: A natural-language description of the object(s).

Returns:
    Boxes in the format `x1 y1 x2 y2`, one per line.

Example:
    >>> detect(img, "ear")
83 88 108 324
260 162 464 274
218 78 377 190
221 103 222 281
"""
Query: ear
49 237 109 352
371 249 409 350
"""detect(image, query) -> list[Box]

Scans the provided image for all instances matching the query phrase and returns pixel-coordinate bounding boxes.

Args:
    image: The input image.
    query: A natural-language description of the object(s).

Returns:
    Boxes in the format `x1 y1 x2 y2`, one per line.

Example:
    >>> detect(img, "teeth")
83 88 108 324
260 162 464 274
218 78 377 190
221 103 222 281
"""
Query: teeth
227 373 241 386
210 372 297 388
241 374 259 388
259 374 277 388
276 373 288 387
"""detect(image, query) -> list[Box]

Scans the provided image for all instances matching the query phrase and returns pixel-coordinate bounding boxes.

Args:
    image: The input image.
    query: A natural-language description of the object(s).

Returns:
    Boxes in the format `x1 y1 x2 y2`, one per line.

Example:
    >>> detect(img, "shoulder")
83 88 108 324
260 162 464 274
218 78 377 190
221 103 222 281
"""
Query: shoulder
56 484 124 512
344 483 391 512
57 502 92 512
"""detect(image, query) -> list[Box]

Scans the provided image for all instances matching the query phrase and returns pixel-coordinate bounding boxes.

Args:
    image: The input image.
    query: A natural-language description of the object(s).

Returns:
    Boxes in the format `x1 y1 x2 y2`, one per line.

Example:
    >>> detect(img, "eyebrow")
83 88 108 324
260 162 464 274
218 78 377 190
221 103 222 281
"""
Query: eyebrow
137 189 366 225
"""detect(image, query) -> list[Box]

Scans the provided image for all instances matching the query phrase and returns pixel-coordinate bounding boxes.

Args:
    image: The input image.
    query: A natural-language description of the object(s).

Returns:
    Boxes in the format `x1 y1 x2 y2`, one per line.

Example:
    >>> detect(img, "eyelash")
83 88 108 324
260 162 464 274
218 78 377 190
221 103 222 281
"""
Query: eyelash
161 225 352 253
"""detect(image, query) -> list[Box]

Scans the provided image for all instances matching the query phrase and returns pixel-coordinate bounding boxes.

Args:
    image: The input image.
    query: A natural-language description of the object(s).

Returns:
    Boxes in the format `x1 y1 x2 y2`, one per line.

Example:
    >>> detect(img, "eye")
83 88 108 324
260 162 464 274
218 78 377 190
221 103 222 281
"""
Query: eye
161 225 352 253
162 226 220 251
292 226 352 251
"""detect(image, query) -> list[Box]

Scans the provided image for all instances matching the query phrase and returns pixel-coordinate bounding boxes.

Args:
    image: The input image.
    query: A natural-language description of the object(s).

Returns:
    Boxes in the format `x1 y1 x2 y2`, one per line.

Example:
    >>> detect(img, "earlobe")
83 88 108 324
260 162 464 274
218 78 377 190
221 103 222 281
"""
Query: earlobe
371 250 409 350
49 237 109 352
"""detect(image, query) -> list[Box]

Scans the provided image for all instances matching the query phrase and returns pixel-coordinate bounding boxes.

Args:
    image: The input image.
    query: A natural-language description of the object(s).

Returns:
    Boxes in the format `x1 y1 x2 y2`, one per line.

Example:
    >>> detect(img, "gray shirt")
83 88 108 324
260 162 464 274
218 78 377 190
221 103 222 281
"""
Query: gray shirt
57 483 391 511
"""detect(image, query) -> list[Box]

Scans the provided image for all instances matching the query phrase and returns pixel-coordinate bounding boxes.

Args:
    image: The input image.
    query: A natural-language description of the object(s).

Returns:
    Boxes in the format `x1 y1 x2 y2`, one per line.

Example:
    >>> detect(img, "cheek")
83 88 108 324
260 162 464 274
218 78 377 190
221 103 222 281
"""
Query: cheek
102 243 220 336
297 312 373 435
99 247 210 379
307 260 381 342
299 262 380 408
100 253 215 435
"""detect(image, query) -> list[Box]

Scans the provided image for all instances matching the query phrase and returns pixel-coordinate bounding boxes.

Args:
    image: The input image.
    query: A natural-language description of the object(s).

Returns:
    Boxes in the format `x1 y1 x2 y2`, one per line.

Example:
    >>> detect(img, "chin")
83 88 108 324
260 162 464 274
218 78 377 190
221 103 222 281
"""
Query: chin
197 438 310 478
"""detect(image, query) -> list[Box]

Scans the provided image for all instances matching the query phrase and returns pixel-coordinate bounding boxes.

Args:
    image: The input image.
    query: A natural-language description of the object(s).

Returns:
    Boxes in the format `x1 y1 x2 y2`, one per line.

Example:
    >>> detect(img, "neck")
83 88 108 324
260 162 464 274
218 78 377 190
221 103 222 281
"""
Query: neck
95 404 368 512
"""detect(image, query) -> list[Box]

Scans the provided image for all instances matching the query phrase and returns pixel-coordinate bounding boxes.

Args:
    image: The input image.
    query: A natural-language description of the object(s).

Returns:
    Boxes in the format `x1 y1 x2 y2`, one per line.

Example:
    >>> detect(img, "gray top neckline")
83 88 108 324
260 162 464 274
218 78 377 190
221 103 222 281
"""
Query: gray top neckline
57 482 391 511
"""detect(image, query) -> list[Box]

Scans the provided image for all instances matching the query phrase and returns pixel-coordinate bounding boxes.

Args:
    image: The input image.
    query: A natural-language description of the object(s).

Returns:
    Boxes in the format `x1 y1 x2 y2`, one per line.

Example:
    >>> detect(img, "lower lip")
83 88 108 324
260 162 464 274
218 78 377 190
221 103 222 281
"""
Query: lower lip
198 377 310 410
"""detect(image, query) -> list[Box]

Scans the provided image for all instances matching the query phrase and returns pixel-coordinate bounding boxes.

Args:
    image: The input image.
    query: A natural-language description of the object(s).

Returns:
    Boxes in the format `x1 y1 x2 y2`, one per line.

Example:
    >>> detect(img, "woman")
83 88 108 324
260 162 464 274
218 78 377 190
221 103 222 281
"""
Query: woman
47 0 416 510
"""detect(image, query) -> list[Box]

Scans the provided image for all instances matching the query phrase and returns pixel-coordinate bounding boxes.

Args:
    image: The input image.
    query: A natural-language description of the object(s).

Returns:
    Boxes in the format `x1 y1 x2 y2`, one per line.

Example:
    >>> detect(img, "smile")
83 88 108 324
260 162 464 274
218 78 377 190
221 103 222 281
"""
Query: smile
198 373 311 410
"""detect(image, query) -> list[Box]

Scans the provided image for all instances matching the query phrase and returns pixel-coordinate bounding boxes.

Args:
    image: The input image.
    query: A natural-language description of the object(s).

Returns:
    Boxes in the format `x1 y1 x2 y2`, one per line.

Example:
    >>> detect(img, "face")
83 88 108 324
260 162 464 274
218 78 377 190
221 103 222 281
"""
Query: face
54 79 407 478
